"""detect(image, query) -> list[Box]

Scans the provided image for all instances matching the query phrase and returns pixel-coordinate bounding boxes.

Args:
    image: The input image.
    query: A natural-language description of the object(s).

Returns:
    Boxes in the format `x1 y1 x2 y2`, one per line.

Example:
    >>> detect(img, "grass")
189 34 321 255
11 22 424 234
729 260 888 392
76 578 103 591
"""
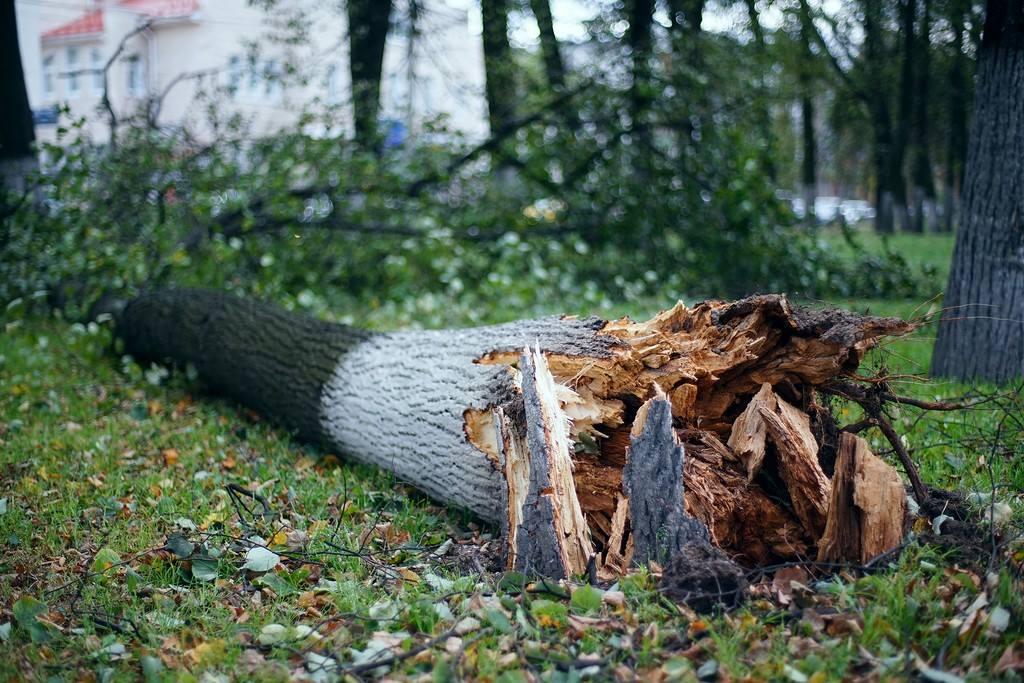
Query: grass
1 233 1022 682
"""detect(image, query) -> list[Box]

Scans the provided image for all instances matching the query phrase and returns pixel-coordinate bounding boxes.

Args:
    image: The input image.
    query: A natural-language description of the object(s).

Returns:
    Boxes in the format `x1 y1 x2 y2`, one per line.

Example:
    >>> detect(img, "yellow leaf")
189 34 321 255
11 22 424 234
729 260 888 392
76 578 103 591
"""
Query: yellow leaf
200 510 228 529
162 448 179 467
185 638 226 665
398 568 420 585
271 530 288 547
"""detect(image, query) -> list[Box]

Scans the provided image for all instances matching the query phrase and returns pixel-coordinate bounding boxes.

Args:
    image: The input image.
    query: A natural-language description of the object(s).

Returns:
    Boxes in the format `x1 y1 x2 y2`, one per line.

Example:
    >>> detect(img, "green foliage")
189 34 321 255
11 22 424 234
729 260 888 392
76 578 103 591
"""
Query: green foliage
1 45 935 325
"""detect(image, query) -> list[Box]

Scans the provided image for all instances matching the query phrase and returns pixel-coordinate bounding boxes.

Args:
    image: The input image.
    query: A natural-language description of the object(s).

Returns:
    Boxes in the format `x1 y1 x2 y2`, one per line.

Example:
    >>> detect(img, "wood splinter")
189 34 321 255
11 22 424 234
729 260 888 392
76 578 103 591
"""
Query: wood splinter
503 347 594 579
817 432 907 564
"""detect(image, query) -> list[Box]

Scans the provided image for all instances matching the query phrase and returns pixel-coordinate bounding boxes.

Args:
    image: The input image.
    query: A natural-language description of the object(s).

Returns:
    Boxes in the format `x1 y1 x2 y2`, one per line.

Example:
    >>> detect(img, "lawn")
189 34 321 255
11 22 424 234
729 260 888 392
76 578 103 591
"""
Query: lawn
1 233 1022 682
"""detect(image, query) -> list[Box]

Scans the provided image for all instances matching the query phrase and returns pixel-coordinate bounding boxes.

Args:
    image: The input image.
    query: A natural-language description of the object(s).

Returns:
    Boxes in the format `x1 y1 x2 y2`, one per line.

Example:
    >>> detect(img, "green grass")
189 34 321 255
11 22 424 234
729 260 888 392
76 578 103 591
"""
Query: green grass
819 228 957 288
1 233 1022 682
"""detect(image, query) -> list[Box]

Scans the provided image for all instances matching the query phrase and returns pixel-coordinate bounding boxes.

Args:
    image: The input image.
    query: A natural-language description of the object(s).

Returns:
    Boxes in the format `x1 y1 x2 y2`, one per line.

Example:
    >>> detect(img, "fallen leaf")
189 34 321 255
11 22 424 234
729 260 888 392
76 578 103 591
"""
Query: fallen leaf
772 567 810 606
162 449 179 467
995 643 1024 674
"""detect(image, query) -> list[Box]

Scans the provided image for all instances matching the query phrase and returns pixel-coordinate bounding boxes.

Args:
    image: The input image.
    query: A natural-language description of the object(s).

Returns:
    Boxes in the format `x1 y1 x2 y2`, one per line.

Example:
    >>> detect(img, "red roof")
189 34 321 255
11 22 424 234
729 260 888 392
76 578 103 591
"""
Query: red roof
41 1 199 41
41 8 103 40
118 0 200 18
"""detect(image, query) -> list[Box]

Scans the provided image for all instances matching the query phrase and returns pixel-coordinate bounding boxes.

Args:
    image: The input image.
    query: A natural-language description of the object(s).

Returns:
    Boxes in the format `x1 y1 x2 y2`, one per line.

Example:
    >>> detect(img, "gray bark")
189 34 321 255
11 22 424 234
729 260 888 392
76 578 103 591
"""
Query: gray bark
119 288 619 521
931 0 1024 382
624 395 709 565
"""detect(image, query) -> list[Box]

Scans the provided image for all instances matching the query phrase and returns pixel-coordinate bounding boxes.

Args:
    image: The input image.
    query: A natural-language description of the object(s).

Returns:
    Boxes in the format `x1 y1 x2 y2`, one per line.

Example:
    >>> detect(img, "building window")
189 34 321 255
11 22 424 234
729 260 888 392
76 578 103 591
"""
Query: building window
91 48 104 94
42 54 56 98
227 55 242 94
126 55 145 96
247 57 260 95
325 63 340 104
263 59 280 99
66 46 80 96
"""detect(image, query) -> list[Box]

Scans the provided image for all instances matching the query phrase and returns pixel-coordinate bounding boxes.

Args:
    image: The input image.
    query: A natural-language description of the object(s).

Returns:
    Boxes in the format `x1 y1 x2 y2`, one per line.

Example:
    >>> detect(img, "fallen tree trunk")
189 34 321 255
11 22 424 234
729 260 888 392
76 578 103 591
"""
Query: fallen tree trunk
117 289 916 582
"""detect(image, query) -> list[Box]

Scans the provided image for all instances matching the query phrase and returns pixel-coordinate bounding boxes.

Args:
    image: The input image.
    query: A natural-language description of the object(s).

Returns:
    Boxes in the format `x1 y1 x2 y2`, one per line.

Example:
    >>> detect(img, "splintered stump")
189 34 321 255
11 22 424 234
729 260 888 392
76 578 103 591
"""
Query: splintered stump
118 289 916 603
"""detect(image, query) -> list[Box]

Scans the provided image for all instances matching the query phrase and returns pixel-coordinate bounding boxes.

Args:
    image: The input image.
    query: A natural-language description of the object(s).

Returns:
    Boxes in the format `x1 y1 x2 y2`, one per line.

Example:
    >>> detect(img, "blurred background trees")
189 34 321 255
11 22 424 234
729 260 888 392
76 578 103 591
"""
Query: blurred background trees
1 0 1016 378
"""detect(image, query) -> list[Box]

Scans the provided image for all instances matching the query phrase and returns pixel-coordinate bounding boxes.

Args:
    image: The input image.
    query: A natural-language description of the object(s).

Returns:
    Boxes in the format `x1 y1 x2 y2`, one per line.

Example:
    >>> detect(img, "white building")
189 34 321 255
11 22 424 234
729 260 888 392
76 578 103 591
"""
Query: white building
15 0 488 145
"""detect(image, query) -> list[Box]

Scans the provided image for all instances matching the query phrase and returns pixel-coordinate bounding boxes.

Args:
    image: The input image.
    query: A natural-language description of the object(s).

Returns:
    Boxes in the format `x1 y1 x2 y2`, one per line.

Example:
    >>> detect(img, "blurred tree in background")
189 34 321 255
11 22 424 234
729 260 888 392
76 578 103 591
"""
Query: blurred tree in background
0 0 993 326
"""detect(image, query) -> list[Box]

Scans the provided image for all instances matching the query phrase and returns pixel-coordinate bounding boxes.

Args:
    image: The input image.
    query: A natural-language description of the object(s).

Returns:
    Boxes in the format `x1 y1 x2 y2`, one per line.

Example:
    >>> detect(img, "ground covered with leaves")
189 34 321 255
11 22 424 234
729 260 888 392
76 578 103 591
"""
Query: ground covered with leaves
2 280 1023 681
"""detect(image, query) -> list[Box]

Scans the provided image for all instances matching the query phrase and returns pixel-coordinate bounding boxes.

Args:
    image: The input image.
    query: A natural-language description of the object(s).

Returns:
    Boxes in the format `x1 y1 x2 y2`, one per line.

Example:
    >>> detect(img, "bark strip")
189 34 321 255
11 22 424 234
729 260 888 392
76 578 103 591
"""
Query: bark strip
513 347 593 578
624 390 709 565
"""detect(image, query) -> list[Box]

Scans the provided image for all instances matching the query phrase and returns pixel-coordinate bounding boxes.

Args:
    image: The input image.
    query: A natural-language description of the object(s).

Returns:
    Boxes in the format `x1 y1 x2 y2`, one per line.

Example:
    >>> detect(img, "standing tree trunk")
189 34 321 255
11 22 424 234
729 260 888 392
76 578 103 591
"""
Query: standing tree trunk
627 0 656 162
528 0 577 128
117 289 913 582
745 0 776 180
932 0 1024 382
347 0 393 144
798 0 817 223
895 0 917 232
0 0 37 205
910 0 936 232
943 0 970 233
529 0 566 92
481 0 517 134
864 0 895 233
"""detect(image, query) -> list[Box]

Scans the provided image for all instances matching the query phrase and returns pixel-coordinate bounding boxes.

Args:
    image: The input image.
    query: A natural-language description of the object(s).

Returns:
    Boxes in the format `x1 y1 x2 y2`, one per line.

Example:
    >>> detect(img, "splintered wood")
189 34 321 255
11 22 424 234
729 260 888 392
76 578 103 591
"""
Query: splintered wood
486 295 915 578
817 433 908 564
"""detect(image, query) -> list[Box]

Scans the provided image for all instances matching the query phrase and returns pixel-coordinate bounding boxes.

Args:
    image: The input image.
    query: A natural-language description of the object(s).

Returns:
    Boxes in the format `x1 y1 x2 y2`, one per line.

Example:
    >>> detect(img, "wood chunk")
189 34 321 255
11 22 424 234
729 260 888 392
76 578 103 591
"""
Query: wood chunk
623 390 709 565
759 395 832 538
597 494 634 580
495 406 529 570
682 431 810 564
513 347 594 578
818 433 907 563
727 382 777 480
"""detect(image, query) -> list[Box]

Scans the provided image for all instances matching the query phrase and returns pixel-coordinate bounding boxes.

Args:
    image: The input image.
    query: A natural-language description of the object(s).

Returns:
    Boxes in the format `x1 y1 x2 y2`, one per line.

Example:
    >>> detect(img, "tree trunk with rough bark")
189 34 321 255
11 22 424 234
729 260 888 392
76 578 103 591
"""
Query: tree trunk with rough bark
347 0 393 144
943 0 970 233
118 290 915 589
0 0 37 204
481 0 517 134
932 0 1024 382
910 0 936 233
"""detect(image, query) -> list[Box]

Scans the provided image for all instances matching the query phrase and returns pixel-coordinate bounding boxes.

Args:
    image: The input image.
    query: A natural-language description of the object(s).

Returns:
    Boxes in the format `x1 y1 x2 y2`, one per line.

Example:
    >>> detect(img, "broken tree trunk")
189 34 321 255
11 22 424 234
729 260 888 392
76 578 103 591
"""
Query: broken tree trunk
117 289 916 580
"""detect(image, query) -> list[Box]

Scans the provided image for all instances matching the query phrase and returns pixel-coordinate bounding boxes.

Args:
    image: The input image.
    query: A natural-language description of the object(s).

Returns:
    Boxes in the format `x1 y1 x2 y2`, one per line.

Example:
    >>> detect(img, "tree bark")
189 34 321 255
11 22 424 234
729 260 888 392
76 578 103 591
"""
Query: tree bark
745 0 776 180
481 0 517 134
864 0 901 234
798 0 817 221
943 0 970 233
0 0 37 200
528 0 577 129
529 0 566 92
118 290 914 576
347 0 393 143
910 0 936 233
627 0 656 159
894 0 917 231
932 0 1024 382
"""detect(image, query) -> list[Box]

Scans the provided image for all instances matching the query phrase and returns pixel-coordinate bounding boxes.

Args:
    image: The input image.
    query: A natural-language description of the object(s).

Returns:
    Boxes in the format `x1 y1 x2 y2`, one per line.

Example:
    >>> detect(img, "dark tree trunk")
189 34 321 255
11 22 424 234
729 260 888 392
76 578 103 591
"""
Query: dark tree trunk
347 0 393 144
0 0 37 199
932 0 1024 382
528 0 577 128
864 0 899 233
943 0 970 233
896 0 917 231
627 0 656 155
529 0 566 91
798 0 817 222
745 0 776 180
801 95 817 222
481 0 517 134
910 0 936 232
